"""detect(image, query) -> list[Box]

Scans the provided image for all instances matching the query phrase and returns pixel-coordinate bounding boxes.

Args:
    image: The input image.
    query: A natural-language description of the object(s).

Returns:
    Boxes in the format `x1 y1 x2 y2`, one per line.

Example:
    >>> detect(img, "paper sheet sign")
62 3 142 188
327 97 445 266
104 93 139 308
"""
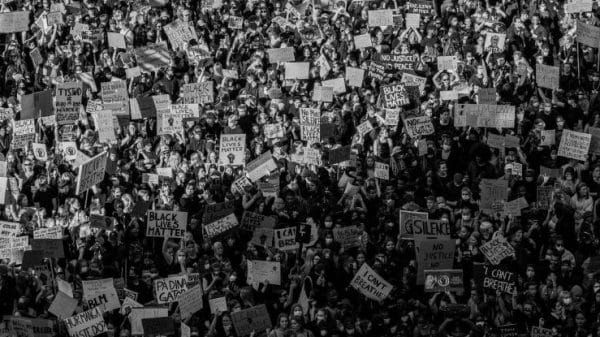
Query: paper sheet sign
558 129 591 161
368 10 394 26
82 278 121 311
351 263 392 301
218 134 246 166
247 260 281 289
63 307 107 337
76 152 108 194
146 210 188 239
154 275 189 304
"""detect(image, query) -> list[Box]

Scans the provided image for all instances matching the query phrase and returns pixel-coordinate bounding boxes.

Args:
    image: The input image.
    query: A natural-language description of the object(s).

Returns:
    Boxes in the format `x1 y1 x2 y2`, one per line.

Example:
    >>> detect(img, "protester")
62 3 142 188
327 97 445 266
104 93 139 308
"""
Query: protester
1 0 600 337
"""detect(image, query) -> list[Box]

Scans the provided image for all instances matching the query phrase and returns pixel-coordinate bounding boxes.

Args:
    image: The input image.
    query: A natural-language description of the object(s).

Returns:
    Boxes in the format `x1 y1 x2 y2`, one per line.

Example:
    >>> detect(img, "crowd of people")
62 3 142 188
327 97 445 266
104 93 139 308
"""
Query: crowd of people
1 0 600 336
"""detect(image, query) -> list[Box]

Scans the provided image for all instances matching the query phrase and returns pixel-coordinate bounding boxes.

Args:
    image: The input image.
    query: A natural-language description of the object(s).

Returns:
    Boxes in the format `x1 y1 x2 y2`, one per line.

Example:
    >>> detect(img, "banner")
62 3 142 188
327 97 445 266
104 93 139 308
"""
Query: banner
55 82 82 125
204 213 239 240
64 307 107 337
76 152 108 194
146 210 187 238
558 129 591 161
424 269 463 293
351 263 392 301
218 134 246 166
480 236 515 265
231 305 272 337
154 275 188 304
247 260 281 289
82 278 120 311
403 116 434 138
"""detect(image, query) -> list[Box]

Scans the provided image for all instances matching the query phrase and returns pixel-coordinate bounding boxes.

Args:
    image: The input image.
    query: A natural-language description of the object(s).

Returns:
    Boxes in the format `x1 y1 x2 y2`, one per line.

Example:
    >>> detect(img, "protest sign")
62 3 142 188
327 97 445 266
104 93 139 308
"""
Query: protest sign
251 227 274 246
589 127 600 154
49 291 78 318
94 111 116 144
247 260 281 289
134 43 171 72
475 264 516 294
486 133 504 149
32 143 48 161
368 61 386 81
204 213 239 240
141 317 175 336
75 152 108 194
64 307 107 337
264 123 284 139
406 0 435 15
82 278 120 311
130 307 169 335
401 72 426 92
477 87 496 104
399 210 428 237
346 67 365 87
218 134 246 166
0 221 19 237
540 129 556 146
484 33 506 52
440 90 458 101
312 86 334 102
11 119 35 150
162 104 199 134
274 227 299 250
424 269 463 293
246 151 278 181
241 212 276 231
536 64 560 90
100 80 128 115
354 33 372 49
20 91 52 119
29 318 56 337
33 227 62 240
178 285 204 320
0 12 30 33
300 108 321 146
30 47 43 68
403 116 434 138
498 324 517 337
89 213 114 231
328 145 351 165
333 226 361 249
154 275 189 304
120 297 143 315
267 48 295 63
537 185 554 209
285 62 309 79
368 10 394 26
209 297 228 314
203 200 235 224
351 263 392 301
406 13 421 28
146 210 187 239
437 56 458 71
480 179 508 212
57 279 74 298
107 32 126 49
385 109 400 126
46 11 64 25
531 326 554 337
180 82 214 104
378 54 417 72
356 120 374 137
31 239 64 258
231 305 272 336
125 67 142 80
565 0 593 13
415 239 456 284
558 129 591 161
321 77 346 94
374 162 389 180
4 316 33 337
381 83 409 108
480 236 515 265
576 21 600 48
163 21 198 50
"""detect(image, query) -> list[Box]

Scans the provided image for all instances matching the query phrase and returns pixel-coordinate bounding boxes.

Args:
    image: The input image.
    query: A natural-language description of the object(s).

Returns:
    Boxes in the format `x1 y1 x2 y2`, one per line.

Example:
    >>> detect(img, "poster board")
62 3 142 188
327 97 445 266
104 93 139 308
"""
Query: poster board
247 260 281 289
204 213 239 240
0 12 30 33
178 285 204 320
180 82 214 104
146 210 188 239
351 263 392 301
82 278 120 311
300 108 321 146
267 48 295 63
415 239 455 284
231 305 272 336
284 62 309 79
558 129 591 161
479 236 515 265
403 116 434 138
424 269 463 293
75 152 108 194
63 307 106 337
218 134 246 166
368 10 394 26
536 64 560 90
154 275 189 304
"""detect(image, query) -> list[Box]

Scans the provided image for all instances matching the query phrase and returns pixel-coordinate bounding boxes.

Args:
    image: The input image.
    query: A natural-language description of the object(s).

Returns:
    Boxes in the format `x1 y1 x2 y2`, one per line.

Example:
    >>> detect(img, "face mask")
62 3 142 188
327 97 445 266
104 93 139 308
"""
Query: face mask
563 298 572 305
324 221 333 228
80 268 89 274
383 318 391 325
325 239 333 244
462 215 471 221
346 329 355 335
462 195 470 201
443 145 451 151
526 271 534 278
229 275 237 282
294 310 303 317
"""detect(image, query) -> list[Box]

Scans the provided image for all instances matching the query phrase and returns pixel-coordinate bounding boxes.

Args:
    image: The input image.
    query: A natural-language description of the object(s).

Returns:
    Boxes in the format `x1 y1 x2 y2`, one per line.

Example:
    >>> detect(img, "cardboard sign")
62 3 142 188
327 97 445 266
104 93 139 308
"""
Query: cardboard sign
558 129 591 161
247 260 281 289
33 227 62 239
0 222 20 237
267 48 295 63
285 62 309 79
231 305 272 336
218 134 246 166
333 226 361 249
100 80 129 115
378 54 417 72
381 83 410 108
531 326 554 337
82 278 120 311
146 210 188 239
162 104 199 134
368 10 394 26
32 143 48 161
321 77 346 94
576 21 600 48
368 61 386 81
246 151 277 182
49 291 76 318
163 21 198 50
406 0 435 15
130 308 168 336
346 67 365 87
401 73 426 92
46 11 64 25
0 12 30 33
134 43 171 72
240 212 276 231
141 317 175 336
537 185 554 209
484 33 506 52
437 56 458 71
107 32 126 49
178 285 203 320
76 152 108 194
424 269 463 293
354 33 372 49
274 227 298 251
209 297 228 314
356 120 374 137
11 119 35 150
94 111 116 144
204 213 239 240
403 116 434 138
440 90 458 101
480 236 515 265
31 239 64 258
374 162 389 180
351 263 392 301
415 239 456 284
312 86 333 102
64 307 107 337
154 275 188 304
180 82 214 104
540 129 555 146
536 64 560 90
476 264 516 294
300 108 321 146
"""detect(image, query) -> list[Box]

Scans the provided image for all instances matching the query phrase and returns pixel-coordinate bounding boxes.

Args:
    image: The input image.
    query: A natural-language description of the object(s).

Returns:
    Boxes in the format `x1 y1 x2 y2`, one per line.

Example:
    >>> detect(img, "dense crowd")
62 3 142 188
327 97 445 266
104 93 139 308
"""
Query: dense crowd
1 0 600 336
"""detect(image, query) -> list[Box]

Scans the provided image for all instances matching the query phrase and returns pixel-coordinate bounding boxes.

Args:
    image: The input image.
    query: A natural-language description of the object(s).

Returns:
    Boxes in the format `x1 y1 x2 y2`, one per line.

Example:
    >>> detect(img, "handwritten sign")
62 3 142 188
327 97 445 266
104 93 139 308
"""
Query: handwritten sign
403 116 434 138
333 226 362 249
82 278 120 311
558 129 591 161
576 21 600 48
64 307 107 337
247 260 281 289
285 62 309 79
267 48 295 63
0 12 30 33
300 108 321 146
180 82 214 104
146 210 187 239
351 263 392 301
381 83 409 108
476 264 515 294
536 64 559 90
154 275 188 304
231 305 272 336
346 67 365 87
11 119 35 149
204 213 239 240
374 162 389 180
76 152 108 194
368 10 394 26
354 33 372 49
274 227 298 251
246 151 277 182
218 134 246 166
480 236 515 265
178 285 203 320
415 239 456 284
